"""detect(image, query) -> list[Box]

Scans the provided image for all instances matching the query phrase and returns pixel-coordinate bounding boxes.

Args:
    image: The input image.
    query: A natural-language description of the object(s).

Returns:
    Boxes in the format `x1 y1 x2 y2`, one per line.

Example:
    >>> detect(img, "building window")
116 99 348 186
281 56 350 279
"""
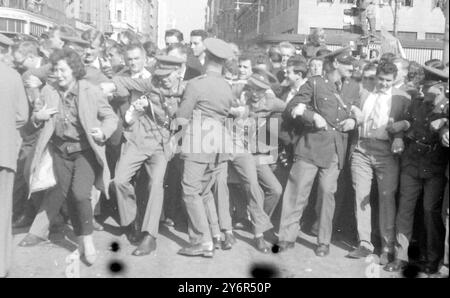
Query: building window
425 32 444 40
340 0 354 3
318 0 334 3
117 10 122 22
401 0 414 7
0 17 25 33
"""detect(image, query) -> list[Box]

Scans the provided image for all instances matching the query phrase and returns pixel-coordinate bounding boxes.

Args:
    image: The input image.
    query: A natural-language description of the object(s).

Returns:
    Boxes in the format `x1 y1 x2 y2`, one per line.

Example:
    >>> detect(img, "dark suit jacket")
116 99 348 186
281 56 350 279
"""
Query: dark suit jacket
284 76 360 169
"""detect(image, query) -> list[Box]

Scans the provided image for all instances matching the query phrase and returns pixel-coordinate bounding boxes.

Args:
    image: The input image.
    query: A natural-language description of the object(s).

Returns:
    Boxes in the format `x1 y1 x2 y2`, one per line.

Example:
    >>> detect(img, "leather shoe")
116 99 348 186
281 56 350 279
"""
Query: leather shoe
213 236 222 250
161 218 175 227
178 243 214 258
124 224 142 245
277 241 295 253
222 232 236 250
255 237 270 254
384 259 408 272
18 234 46 247
12 214 33 229
423 263 439 275
347 245 373 259
315 244 330 257
132 234 157 257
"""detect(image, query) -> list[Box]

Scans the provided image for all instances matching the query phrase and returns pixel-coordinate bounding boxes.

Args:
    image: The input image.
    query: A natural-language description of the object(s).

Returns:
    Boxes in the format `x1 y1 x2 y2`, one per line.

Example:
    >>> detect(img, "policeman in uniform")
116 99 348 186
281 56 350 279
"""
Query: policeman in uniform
385 66 449 274
112 55 184 256
175 38 234 258
278 50 361 257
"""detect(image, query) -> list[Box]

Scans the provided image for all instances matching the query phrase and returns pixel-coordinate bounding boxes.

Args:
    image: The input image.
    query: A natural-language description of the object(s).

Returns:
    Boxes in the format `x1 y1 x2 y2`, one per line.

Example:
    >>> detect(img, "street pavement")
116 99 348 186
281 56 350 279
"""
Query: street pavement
9 217 418 278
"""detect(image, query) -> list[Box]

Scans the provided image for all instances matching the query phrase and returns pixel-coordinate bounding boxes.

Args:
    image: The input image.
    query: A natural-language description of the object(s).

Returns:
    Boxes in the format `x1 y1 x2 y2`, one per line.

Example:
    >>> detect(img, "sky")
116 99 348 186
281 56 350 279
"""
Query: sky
163 0 208 39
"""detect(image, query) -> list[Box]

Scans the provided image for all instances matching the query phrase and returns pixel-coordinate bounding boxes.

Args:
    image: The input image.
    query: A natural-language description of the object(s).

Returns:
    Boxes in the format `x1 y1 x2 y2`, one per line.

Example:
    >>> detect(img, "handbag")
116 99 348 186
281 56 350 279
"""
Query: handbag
30 145 57 193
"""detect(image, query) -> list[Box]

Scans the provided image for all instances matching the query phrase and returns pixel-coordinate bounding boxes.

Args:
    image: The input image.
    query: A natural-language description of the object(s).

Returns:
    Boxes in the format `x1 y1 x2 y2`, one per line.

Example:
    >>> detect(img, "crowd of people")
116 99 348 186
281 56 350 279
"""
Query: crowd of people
0 25 448 278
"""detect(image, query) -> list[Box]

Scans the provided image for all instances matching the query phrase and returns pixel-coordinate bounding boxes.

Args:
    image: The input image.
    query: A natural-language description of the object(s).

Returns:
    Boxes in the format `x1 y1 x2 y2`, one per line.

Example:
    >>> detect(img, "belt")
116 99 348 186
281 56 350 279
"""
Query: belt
51 138 91 155
410 139 439 154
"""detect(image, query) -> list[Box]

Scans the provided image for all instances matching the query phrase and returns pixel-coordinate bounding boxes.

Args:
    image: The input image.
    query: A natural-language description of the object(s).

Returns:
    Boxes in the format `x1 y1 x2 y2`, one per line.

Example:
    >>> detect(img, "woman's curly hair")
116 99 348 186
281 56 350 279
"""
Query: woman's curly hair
50 48 86 80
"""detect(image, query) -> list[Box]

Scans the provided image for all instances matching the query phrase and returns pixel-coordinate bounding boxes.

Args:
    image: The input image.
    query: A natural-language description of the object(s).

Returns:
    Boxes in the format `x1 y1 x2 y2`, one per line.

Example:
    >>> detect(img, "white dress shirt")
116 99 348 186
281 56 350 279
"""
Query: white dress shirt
360 88 393 140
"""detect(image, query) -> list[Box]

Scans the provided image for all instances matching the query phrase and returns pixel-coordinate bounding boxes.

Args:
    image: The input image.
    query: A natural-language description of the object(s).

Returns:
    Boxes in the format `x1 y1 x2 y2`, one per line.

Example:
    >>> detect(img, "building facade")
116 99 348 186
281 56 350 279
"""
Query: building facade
0 0 73 37
65 0 111 33
231 0 445 44
110 0 158 41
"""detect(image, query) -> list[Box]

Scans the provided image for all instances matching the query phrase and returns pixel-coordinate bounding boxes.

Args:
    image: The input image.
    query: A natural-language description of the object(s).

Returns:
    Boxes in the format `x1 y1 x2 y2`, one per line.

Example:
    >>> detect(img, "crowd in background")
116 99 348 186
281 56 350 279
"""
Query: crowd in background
0 25 448 278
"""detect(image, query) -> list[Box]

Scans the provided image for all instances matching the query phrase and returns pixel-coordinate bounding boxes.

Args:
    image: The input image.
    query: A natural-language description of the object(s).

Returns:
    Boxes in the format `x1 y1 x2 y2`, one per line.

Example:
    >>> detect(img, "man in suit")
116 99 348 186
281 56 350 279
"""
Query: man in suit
278 51 361 257
347 62 411 262
112 55 184 256
176 38 234 258
282 58 309 104
0 60 30 277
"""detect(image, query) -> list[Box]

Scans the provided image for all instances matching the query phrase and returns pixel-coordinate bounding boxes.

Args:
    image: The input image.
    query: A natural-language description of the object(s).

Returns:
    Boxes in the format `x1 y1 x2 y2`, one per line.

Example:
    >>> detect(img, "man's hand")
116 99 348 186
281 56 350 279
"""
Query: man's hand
291 103 306 119
100 82 117 97
313 113 327 130
24 75 43 89
34 105 58 122
339 118 356 132
441 130 449 148
351 106 363 124
90 128 106 143
430 118 448 132
386 120 410 134
392 138 405 154
133 96 149 113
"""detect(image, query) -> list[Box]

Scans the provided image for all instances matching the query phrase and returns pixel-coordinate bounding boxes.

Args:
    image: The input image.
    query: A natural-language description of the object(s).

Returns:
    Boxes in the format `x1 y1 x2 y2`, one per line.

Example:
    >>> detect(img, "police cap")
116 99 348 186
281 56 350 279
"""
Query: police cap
422 64 449 89
154 55 184 76
0 33 14 48
204 38 234 60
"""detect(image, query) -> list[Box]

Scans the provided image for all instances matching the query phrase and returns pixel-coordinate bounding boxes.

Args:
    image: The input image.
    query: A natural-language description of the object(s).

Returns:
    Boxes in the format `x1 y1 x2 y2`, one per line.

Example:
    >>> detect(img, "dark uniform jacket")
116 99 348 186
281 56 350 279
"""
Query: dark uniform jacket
284 76 360 169
402 96 449 179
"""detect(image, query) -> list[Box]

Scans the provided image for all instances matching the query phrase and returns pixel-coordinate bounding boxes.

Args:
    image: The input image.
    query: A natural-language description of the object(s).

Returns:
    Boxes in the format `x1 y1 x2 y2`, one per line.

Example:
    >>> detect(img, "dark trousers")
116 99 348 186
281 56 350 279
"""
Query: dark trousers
52 147 97 236
396 172 446 266
279 155 340 245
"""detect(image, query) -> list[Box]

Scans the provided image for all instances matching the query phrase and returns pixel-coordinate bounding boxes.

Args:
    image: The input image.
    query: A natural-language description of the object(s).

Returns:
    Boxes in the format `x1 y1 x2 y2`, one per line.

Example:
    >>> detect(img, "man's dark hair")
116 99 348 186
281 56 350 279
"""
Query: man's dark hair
165 29 184 42
81 29 105 47
376 61 398 78
268 46 281 63
287 57 308 78
125 42 145 54
379 52 396 64
190 29 208 41
363 62 378 73
238 53 253 63
143 41 157 57
50 48 86 80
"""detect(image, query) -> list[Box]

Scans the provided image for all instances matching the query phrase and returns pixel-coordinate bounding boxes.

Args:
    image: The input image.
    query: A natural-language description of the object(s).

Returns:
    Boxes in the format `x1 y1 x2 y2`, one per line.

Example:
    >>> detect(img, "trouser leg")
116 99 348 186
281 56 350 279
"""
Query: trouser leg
278 159 318 243
182 161 212 245
257 164 282 219
213 162 232 232
317 156 340 245
396 173 423 262
375 154 399 251
0 169 15 277
351 151 374 250
113 143 148 227
423 175 446 266
140 153 169 238
67 150 98 236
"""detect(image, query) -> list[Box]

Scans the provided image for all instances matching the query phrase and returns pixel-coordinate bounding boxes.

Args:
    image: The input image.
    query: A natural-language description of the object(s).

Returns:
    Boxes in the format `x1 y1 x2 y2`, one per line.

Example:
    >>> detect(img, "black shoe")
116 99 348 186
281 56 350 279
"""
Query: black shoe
132 234 157 257
222 232 236 250
213 236 222 250
178 243 214 258
277 241 295 253
315 244 330 257
384 259 408 272
423 263 440 275
347 245 373 259
18 234 47 247
12 214 33 229
161 218 175 227
124 224 142 246
255 237 270 254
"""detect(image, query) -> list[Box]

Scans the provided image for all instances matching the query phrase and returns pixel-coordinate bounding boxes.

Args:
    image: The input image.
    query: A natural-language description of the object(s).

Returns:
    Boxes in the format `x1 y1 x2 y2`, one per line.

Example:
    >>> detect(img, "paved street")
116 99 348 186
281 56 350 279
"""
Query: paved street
10 217 408 278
